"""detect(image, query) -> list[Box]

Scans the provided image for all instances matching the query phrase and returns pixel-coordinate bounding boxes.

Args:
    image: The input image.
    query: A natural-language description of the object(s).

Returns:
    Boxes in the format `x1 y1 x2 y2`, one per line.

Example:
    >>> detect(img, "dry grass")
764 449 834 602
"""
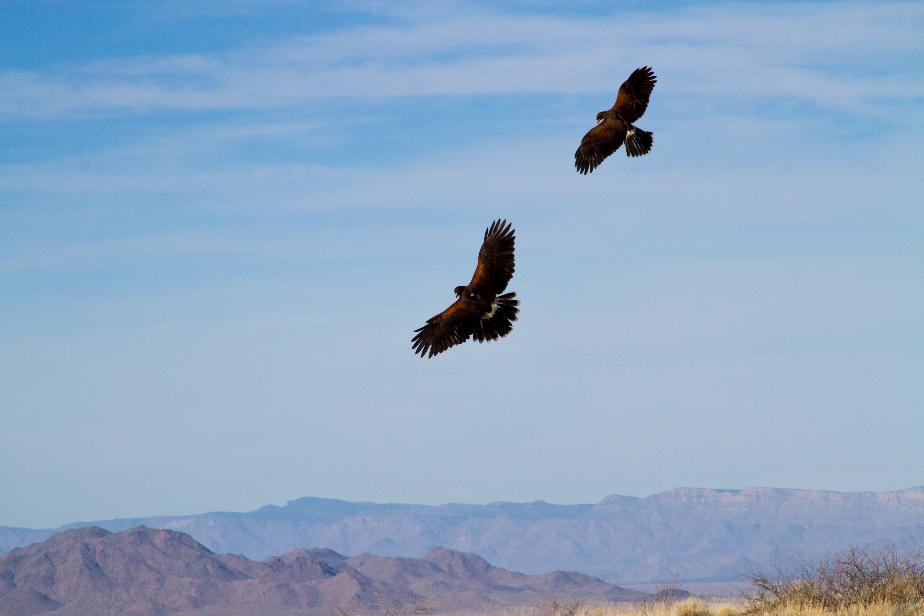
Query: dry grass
737 604 924 615
494 548 924 616
503 598 741 616
431 550 924 616
498 598 923 616
745 548 924 614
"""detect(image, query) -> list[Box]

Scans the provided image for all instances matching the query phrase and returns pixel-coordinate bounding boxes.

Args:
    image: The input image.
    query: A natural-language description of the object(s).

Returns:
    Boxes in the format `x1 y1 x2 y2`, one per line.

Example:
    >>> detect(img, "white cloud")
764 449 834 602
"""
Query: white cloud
1 2 921 117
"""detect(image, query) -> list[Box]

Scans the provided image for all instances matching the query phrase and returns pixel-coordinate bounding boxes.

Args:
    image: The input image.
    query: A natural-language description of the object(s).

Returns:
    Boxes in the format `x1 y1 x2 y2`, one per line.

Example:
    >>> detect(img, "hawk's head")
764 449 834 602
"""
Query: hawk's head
454 285 480 300
596 111 606 124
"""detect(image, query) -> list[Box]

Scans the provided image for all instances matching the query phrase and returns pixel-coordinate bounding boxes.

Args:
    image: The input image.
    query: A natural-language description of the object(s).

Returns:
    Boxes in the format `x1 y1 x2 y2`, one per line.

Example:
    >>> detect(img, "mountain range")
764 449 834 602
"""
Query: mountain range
0 526 645 616
3 487 924 583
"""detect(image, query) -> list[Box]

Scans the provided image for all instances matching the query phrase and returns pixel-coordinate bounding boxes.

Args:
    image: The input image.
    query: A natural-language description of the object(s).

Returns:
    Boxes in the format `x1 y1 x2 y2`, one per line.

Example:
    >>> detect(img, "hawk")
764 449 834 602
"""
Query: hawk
575 66 657 174
412 219 520 358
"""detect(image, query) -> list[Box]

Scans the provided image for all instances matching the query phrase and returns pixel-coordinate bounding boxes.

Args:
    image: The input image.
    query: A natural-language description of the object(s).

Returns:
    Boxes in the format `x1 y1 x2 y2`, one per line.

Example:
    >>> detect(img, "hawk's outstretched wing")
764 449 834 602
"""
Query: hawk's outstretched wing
412 298 481 358
468 219 516 296
613 66 657 124
412 220 519 358
575 121 625 175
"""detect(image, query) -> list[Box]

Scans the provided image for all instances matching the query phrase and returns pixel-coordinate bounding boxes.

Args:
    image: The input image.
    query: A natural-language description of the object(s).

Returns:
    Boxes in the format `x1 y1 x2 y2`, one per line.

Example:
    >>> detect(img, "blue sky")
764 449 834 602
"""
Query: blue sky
1 1 922 529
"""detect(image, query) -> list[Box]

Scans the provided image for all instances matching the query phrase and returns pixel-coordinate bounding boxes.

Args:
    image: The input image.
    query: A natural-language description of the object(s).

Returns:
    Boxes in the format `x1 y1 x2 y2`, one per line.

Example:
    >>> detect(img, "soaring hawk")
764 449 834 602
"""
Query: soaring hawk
412 220 520 358
575 66 657 174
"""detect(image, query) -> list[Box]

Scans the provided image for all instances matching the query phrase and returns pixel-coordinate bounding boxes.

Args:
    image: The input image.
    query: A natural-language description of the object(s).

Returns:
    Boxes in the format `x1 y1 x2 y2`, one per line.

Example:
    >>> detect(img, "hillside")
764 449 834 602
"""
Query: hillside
3 487 924 583
0 526 643 616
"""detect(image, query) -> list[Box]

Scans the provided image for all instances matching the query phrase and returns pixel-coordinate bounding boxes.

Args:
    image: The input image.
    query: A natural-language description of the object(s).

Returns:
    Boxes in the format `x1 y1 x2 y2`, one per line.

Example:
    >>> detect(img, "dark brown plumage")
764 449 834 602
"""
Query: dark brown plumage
575 66 657 174
412 219 520 358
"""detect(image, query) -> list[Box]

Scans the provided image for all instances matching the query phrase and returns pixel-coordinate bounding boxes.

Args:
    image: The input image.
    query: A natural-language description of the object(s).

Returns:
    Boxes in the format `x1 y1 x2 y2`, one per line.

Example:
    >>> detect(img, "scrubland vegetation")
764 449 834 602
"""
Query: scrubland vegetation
533 598 739 616
504 548 924 616
744 548 924 615
531 598 924 616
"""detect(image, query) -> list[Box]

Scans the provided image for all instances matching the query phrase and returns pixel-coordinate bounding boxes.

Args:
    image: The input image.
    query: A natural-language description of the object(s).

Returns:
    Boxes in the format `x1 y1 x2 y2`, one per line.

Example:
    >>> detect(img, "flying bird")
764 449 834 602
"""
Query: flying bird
412 219 520 358
575 66 657 174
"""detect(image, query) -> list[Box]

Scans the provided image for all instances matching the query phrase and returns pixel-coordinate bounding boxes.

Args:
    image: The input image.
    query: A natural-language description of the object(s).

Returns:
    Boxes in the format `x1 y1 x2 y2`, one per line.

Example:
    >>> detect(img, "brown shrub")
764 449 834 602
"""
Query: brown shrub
744 547 924 613
672 598 713 616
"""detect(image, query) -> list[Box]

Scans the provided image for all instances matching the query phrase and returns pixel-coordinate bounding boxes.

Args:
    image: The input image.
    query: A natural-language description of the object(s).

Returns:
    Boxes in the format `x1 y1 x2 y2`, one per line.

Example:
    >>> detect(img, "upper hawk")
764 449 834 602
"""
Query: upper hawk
412 219 520 358
575 66 657 174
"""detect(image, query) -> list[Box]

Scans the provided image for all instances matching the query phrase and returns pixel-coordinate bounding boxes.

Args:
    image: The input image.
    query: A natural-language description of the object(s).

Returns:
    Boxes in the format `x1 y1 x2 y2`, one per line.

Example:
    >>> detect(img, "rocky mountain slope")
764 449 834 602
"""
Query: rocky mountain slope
3 487 923 583
0 526 643 616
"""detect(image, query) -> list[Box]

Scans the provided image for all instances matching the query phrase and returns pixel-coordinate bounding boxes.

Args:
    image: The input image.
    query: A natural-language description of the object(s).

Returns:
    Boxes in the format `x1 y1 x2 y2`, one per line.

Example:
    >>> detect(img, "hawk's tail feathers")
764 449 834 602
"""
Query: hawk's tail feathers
625 127 653 157
474 292 519 343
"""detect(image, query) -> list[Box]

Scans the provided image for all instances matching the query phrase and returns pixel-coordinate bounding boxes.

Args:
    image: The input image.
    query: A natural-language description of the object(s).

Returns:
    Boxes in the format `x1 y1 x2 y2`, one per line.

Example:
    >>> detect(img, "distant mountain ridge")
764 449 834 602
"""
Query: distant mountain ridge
3 486 924 583
0 526 643 616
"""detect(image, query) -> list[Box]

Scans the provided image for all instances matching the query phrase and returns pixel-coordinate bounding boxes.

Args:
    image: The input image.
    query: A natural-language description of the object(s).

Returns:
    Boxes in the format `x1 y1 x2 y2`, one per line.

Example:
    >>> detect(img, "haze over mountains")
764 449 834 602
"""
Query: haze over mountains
3 487 924 583
0 526 643 616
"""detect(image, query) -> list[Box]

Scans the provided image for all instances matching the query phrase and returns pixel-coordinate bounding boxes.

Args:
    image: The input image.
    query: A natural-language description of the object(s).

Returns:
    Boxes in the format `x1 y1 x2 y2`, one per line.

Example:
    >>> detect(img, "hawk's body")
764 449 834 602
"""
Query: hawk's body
575 66 657 174
412 220 520 358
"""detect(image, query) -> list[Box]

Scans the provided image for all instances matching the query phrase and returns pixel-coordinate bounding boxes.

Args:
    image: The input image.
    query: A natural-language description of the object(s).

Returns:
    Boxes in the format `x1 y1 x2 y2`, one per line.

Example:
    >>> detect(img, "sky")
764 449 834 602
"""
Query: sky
1 0 922 529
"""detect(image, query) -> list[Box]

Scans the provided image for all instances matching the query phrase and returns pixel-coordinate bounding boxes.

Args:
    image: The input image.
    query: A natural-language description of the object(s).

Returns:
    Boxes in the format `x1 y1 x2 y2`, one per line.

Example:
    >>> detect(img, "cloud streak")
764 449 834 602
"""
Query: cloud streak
2 2 922 118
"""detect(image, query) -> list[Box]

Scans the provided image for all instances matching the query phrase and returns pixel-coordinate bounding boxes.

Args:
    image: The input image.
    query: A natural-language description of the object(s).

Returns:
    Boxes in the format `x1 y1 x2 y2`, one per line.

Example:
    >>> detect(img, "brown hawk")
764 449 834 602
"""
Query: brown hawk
412 220 520 358
575 66 657 174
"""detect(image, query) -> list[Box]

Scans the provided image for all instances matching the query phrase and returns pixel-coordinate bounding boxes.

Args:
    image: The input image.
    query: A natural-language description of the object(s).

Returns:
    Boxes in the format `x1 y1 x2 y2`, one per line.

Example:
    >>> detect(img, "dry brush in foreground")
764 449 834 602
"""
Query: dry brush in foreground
506 596 922 616
744 548 924 615
500 548 924 616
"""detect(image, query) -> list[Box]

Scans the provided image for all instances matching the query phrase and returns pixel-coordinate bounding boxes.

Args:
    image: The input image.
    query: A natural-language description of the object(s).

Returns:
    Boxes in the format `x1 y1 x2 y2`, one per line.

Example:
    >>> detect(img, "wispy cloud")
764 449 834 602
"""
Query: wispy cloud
2 2 922 118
